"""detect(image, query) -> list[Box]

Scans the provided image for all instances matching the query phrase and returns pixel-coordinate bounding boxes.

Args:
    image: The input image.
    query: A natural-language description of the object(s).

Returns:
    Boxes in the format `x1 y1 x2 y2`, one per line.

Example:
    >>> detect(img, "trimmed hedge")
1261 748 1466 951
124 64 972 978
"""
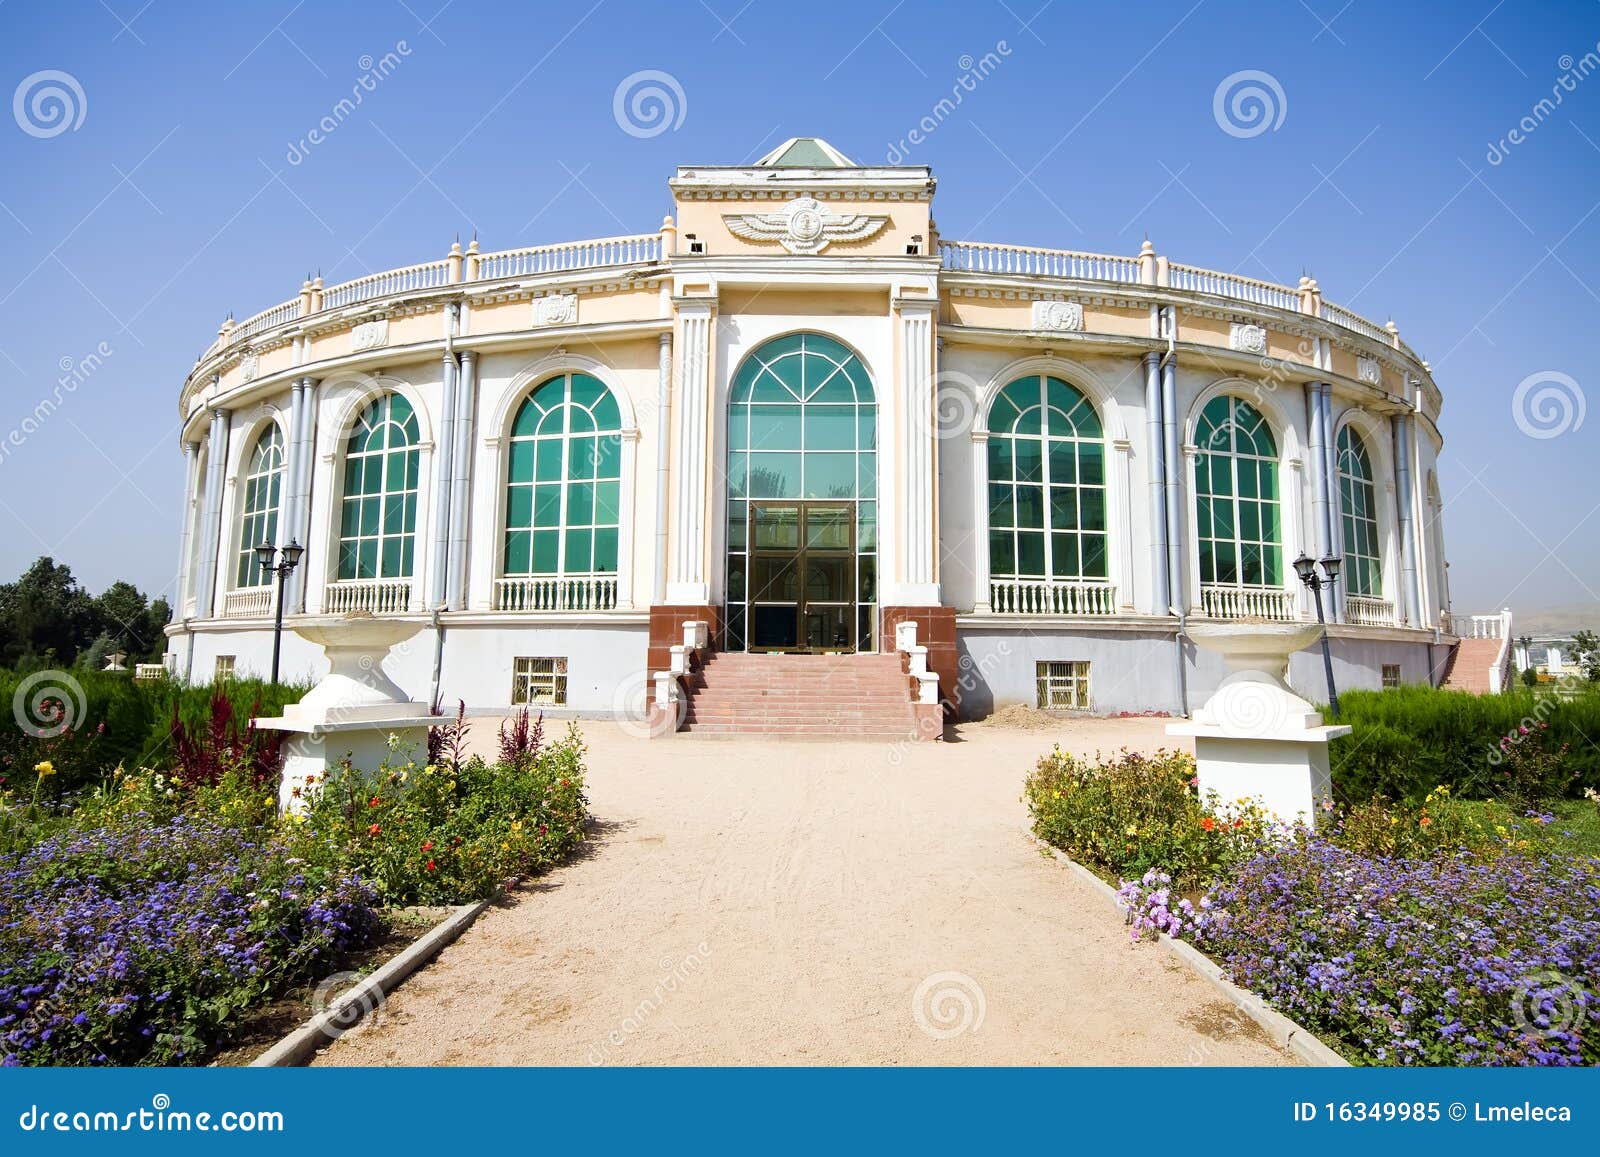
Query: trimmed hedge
1330 684 1600 802
0 669 306 793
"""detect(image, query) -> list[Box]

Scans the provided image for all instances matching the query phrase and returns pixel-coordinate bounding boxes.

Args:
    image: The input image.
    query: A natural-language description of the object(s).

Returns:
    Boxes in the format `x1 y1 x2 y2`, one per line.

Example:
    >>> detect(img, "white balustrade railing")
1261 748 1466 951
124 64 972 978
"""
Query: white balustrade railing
475 233 663 281
938 240 1140 282
1343 594 1395 626
1320 301 1391 345
222 586 274 619
1449 611 1508 640
232 298 302 341
324 578 413 615
320 260 454 310
989 579 1118 616
1167 263 1301 312
201 229 1409 380
494 574 619 612
1199 584 1299 622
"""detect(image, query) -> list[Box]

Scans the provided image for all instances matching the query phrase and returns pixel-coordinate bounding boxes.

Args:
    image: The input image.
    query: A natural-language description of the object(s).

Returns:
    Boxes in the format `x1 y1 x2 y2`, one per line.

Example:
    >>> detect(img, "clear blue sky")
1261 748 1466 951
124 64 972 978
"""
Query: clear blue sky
0 0 1595 619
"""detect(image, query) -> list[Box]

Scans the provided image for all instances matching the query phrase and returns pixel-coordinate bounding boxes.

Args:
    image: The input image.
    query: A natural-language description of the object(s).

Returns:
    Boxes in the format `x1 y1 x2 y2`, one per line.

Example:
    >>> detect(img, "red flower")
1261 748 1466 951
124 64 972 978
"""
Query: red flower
1200 816 1216 832
369 796 381 808
421 840 434 852
368 823 381 836
425 859 436 872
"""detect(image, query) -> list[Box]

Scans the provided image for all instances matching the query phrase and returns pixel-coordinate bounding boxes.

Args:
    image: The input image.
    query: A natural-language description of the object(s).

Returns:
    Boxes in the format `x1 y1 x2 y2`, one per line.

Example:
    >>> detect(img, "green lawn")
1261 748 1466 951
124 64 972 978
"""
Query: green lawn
1449 798 1600 859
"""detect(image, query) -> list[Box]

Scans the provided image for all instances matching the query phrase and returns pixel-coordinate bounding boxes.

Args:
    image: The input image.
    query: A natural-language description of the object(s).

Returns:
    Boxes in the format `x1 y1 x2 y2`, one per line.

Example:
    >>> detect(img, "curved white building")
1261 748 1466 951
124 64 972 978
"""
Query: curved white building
166 138 1456 726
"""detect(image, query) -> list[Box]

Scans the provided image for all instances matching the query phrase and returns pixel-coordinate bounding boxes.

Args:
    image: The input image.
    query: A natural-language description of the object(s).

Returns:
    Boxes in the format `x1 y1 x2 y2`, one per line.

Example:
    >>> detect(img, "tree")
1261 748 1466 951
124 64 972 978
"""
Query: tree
0 557 98 666
93 581 169 660
1571 630 1600 683
0 558 171 667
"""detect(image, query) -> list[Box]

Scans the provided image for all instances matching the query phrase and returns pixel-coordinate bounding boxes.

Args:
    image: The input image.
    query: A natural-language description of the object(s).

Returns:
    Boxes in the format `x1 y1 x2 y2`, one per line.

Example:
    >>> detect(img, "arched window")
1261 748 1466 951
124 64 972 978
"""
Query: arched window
337 394 420 580
725 333 876 652
1195 396 1281 589
234 425 284 588
986 375 1107 584
1336 424 1382 598
503 373 623 579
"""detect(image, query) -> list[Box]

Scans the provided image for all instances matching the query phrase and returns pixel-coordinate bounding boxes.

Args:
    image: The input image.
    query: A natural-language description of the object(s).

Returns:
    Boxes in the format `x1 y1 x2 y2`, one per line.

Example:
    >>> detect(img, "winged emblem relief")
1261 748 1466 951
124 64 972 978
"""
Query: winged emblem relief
722 196 890 255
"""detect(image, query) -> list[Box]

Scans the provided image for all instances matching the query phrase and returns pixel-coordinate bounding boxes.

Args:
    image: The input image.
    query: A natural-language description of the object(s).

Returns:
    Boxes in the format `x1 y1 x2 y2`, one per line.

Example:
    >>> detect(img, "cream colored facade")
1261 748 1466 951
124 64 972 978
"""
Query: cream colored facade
166 139 1453 718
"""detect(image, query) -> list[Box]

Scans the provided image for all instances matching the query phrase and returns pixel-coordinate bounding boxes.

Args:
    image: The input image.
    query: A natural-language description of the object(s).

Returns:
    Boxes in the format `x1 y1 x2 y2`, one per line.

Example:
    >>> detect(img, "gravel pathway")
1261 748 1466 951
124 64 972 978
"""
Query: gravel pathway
317 717 1292 1066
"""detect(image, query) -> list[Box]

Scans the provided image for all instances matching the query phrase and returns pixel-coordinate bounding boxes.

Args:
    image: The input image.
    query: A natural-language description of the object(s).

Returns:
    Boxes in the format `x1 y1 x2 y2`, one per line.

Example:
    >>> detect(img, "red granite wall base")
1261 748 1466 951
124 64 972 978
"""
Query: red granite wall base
880 605 959 717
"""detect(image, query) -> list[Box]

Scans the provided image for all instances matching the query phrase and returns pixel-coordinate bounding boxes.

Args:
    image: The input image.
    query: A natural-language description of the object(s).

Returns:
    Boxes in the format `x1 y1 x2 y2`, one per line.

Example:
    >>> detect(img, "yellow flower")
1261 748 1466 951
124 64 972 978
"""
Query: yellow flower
1124 824 1138 836
34 761 55 777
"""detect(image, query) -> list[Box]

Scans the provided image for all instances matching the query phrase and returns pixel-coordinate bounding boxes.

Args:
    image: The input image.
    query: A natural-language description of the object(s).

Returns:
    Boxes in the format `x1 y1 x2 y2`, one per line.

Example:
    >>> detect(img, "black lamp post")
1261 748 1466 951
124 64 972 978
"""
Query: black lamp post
1293 553 1342 720
255 540 304 685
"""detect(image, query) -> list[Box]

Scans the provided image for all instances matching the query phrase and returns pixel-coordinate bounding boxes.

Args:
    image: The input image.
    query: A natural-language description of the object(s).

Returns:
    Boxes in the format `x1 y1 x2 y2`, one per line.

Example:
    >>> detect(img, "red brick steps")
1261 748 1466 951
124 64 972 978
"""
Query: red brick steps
678 651 923 740
1439 636 1505 694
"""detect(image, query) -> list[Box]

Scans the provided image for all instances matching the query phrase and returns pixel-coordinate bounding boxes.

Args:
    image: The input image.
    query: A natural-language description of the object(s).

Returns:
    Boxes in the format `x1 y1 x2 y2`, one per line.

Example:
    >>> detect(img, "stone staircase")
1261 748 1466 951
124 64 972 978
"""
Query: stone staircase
1438 608 1514 694
1439 636 1508 693
678 651 926 739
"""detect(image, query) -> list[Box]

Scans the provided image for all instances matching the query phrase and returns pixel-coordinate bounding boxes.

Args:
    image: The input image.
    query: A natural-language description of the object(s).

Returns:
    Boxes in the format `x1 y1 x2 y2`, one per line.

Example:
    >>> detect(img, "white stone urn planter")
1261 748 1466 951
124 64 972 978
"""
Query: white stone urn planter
253 615 431 812
1167 620 1350 827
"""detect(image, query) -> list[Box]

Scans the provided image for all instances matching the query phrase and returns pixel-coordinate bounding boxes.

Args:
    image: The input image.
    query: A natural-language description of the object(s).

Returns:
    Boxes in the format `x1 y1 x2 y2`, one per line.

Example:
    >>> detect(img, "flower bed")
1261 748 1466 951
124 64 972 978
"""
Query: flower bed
300 714 588 906
1206 841 1600 1066
1023 746 1270 892
0 810 380 1066
0 708 591 1066
1026 747 1600 1066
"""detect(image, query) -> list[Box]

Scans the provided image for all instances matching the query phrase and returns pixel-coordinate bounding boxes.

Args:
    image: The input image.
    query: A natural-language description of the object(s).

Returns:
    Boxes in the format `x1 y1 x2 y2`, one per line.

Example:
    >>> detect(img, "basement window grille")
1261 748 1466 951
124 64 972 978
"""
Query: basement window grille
512 656 569 706
1036 661 1091 710
1382 663 1401 689
215 655 236 681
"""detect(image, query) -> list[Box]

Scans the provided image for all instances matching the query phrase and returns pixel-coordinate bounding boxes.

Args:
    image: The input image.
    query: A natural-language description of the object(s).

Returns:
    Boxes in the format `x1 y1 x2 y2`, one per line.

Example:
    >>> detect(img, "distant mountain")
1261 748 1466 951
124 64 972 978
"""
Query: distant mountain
1511 603 1600 637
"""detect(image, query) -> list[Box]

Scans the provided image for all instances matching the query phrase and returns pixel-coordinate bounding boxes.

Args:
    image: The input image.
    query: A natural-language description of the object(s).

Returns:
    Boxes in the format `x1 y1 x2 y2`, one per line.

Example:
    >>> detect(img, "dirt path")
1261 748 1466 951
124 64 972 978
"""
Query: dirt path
317 717 1292 1066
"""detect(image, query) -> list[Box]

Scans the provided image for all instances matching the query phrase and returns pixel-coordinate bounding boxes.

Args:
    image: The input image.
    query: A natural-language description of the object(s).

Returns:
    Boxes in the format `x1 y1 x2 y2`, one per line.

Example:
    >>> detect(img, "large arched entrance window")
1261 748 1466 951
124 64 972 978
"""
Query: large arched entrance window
986 375 1107 607
1335 424 1382 599
501 373 623 609
1195 395 1282 592
337 394 420 581
724 333 876 653
234 425 284 589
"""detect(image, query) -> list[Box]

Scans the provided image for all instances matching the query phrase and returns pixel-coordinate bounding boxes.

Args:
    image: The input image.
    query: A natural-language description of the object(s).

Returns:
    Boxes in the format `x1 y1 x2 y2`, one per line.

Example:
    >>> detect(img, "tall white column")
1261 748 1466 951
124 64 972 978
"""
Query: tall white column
429 351 459 610
1144 350 1169 615
194 404 230 620
1160 347 1184 614
970 430 991 612
1393 404 1420 627
288 377 318 611
1306 383 1330 561
652 331 672 606
175 439 199 617
666 302 714 604
894 301 938 604
1111 437 1135 612
447 350 476 610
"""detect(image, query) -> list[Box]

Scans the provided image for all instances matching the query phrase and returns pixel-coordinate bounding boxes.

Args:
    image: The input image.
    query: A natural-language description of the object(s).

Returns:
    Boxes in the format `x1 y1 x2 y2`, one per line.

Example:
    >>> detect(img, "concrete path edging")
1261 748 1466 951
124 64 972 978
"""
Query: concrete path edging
1025 826 1350 1068
250 900 490 1067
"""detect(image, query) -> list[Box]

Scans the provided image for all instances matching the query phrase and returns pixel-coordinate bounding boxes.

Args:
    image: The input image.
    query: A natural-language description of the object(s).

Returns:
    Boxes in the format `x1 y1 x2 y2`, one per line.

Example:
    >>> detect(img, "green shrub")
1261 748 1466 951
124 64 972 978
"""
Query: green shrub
301 720 589 905
1330 684 1600 801
1024 747 1271 891
0 668 305 795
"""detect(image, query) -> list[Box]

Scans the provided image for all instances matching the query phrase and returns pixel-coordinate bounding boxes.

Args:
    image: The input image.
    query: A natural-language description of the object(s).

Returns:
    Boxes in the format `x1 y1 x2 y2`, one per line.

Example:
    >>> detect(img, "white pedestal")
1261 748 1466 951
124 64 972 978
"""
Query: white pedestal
253 616 429 813
1169 620 1351 828
1166 722 1346 827
273 719 430 813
